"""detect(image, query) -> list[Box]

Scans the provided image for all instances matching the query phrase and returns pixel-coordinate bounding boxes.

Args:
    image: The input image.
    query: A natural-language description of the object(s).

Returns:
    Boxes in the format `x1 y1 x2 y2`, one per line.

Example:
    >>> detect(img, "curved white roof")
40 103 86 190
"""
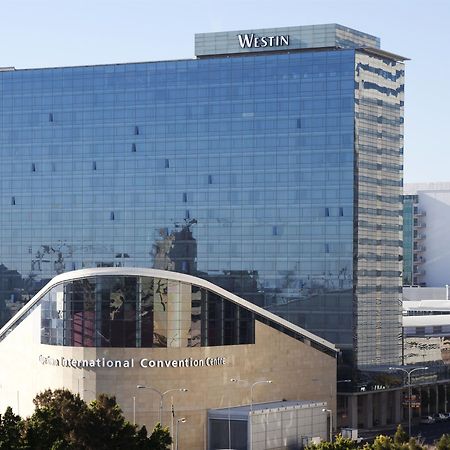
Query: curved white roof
0 267 337 354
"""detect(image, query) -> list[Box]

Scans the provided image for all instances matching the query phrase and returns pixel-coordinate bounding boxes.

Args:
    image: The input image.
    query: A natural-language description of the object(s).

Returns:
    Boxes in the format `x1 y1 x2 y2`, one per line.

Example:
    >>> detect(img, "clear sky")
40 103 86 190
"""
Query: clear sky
0 0 448 183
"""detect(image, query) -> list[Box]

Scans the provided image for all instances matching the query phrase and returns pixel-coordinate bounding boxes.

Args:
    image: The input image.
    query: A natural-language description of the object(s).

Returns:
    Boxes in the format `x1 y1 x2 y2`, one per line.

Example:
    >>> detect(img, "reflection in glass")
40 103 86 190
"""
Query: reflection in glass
39 275 256 348
153 278 167 347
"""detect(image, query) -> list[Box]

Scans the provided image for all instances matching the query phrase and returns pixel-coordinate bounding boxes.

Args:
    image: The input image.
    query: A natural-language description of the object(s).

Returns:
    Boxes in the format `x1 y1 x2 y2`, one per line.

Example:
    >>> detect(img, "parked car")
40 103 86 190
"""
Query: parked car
420 415 436 424
432 413 444 422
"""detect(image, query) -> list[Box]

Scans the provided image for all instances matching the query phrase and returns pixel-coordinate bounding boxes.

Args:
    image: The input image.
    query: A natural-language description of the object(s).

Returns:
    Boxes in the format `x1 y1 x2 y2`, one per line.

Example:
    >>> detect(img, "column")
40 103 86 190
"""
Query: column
444 384 447 413
427 387 431 416
394 389 402 424
349 395 358 429
379 392 388 426
418 387 423 418
436 386 439 414
364 393 373 429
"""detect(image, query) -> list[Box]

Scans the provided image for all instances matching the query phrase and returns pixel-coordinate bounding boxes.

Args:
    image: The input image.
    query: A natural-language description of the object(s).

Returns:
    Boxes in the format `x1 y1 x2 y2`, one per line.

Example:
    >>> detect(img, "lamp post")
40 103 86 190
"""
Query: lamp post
136 385 188 425
389 366 429 436
250 380 273 412
77 376 86 395
175 417 186 450
322 408 332 442
231 378 273 449
230 378 273 412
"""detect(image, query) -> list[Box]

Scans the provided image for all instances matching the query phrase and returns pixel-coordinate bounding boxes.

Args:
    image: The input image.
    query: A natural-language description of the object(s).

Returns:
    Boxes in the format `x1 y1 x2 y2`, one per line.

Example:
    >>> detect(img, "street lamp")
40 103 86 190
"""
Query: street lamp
230 378 273 412
77 376 86 395
176 417 186 450
322 408 333 442
136 385 188 425
230 378 273 449
250 380 273 412
388 366 429 436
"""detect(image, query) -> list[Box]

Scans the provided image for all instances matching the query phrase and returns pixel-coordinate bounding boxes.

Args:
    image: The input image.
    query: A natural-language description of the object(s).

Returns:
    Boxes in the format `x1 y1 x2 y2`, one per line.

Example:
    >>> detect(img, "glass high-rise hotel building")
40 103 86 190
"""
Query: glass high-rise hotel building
0 24 405 371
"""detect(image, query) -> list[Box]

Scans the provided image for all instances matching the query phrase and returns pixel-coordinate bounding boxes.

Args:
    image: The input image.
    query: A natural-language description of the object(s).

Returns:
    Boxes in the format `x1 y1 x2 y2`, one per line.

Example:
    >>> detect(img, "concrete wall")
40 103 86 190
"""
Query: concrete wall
403 287 447 301
0 311 336 449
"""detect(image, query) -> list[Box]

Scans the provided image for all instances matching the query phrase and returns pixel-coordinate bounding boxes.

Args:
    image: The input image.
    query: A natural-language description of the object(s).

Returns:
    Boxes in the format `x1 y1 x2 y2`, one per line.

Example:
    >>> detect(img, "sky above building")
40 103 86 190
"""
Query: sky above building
0 0 448 183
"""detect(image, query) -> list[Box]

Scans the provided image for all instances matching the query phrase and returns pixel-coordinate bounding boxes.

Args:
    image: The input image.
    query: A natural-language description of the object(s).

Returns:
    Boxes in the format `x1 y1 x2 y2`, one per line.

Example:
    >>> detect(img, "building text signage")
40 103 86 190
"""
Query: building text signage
237 33 289 49
39 354 226 369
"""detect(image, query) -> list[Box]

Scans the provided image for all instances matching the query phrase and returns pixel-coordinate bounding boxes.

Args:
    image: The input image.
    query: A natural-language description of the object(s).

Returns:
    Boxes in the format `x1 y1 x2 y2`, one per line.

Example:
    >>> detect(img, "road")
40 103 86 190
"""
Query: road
412 421 450 445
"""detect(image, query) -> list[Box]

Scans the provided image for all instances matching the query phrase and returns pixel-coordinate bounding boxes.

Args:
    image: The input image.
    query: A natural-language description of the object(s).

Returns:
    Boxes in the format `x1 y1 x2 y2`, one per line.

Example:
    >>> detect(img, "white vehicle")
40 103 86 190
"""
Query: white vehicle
420 415 435 424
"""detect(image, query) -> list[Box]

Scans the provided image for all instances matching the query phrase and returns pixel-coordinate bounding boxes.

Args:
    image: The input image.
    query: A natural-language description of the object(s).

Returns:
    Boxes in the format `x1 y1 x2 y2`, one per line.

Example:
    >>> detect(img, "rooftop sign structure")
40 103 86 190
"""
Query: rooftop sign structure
195 23 380 57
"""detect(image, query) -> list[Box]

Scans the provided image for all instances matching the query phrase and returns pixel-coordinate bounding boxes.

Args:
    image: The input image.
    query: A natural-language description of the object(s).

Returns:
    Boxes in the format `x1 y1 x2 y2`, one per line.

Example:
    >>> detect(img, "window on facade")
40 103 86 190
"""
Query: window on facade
40 276 255 348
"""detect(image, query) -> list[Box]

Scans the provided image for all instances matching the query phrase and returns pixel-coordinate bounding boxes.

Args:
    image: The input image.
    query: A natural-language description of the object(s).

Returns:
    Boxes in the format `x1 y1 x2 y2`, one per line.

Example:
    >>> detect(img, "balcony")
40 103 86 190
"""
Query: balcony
413 269 426 276
414 257 426 264
413 222 426 229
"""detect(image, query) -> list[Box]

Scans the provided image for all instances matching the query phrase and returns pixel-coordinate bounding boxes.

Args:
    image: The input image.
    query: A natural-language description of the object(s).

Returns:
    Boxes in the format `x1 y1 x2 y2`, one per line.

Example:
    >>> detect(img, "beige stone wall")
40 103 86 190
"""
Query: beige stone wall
0 312 336 449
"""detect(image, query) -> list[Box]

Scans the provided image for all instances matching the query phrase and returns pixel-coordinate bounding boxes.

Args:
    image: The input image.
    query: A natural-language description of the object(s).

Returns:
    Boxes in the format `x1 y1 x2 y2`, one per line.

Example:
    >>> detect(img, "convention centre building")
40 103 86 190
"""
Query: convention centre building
0 24 407 429
0 267 337 449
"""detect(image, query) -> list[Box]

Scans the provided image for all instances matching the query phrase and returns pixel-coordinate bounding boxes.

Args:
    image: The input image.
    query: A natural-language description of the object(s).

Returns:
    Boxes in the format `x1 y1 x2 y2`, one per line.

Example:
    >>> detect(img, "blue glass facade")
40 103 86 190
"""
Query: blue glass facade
0 26 405 369
403 195 416 285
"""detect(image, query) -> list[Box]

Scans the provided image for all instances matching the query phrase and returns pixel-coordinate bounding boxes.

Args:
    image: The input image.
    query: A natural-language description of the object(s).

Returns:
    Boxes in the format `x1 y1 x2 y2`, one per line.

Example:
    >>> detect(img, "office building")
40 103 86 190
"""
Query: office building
0 267 336 449
0 24 406 376
404 183 450 287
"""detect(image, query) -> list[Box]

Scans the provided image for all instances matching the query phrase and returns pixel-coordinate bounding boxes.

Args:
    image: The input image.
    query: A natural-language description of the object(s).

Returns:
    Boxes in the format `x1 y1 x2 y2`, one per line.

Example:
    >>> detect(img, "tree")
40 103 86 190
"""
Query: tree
407 437 425 450
22 388 90 449
306 434 361 449
0 407 22 449
305 432 428 450
394 425 408 446
147 423 172 450
19 389 171 450
369 435 394 450
436 434 450 450
86 394 140 449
